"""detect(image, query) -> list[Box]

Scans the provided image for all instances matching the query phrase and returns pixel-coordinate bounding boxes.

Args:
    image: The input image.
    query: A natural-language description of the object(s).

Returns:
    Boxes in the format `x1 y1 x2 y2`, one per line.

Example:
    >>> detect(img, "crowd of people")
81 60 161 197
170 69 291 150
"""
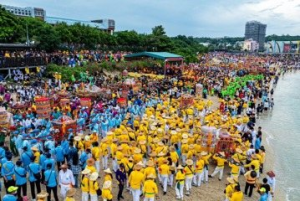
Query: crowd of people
0 53 289 201
0 50 131 69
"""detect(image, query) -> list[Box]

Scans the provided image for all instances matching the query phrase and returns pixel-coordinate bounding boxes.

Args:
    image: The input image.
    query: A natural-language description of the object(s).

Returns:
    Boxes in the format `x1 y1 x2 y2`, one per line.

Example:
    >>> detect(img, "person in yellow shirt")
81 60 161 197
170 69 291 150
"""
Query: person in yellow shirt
100 138 109 170
31 147 40 164
90 131 98 143
89 172 100 201
201 151 212 183
104 168 113 182
80 169 91 201
244 155 260 177
169 146 179 165
65 188 76 201
175 165 185 200
229 158 241 178
259 146 266 174
181 139 189 165
86 158 97 173
144 161 156 179
230 185 244 201
84 136 92 150
102 180 113 201
133 148 143 164
184 159 195 196
193 154 204 187
224 177 237 201
128 164 145 201
209 152 227 181
143 174 158 201
159 159 170 195
91 142 101 173
125 157 134 189
232 148 246 174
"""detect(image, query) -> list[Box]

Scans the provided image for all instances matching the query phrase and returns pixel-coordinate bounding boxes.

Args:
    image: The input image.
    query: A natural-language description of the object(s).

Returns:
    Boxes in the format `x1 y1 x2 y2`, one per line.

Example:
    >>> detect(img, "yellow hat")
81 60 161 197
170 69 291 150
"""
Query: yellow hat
157 152 165 157
74 136 81 141
104 168 112 174
66 188 76 197
36 190 49 199
31 147 38 151
157 141 164 146
177 165 184 170
82 168 91 174
182 133 188 139
147 174 156 179
107 131 113 136
186 159 193 166
7 186 18 193
227 177 235 184
170 130 177 135
235 148 243 154
134 148 141 154
146 161 154 167
89 172 99 181
219 152 225 157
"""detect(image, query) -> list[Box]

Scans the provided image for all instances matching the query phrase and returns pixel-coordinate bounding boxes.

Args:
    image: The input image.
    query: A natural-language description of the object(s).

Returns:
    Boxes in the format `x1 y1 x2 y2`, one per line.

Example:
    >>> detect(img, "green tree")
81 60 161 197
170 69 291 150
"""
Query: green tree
0 6 23 42
20 17 60 51
152 25 166 37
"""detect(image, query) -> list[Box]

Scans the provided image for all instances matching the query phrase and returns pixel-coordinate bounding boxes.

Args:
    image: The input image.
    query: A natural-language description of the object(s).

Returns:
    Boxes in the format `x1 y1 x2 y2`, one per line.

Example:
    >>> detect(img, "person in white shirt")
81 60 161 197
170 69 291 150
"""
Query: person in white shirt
246 145 255 162
267 171 276 201
58 164 75 198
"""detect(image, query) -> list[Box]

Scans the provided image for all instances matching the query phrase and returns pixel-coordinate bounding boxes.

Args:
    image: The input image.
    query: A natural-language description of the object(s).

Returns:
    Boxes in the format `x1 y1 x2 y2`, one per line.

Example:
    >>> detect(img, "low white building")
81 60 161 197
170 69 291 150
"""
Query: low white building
243 39 259 52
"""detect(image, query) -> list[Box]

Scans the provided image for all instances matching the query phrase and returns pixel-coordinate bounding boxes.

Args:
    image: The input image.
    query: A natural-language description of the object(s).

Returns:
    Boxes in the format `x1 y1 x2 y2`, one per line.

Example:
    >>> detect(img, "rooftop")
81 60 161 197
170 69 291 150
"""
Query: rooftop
125 52 183 60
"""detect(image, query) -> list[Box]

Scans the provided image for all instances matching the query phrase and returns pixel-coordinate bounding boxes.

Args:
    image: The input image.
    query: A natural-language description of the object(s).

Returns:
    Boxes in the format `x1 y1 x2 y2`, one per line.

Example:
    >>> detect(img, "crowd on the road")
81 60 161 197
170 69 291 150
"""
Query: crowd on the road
0 53 291 201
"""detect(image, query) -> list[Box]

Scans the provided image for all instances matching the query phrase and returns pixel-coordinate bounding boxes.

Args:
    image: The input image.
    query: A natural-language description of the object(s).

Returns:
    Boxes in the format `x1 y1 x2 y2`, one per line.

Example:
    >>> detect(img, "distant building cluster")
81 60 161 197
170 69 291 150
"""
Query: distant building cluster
244 21 267 52
1 4 115 34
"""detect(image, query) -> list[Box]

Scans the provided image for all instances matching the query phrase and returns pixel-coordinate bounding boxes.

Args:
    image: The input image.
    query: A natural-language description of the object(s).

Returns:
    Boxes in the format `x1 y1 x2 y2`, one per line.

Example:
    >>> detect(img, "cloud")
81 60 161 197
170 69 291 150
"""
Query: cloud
259 4 283 12
1 0 300 37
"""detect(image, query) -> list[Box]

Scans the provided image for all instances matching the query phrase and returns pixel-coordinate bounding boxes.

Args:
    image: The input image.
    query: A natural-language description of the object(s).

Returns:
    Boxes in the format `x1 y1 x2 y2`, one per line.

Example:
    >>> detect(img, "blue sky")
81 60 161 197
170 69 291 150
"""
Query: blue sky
2 0 300 37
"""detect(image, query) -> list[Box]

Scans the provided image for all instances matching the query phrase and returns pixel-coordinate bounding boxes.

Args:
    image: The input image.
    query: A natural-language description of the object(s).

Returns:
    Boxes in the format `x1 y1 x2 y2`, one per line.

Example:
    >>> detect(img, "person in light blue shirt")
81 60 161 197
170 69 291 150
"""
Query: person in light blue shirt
61 138 70 161
54 142 65 169
44 163 59 201
43 153 55 171
3 186 18 201
1 152 15 193
14 160 27 198
39 150 47 182
259 187 268 201
20 147 33 170
67 128 74 140
80 149 91 169
28 158 41 200
14 132 23 155
101 119 109 137
255 135 262 150
44 136 55 151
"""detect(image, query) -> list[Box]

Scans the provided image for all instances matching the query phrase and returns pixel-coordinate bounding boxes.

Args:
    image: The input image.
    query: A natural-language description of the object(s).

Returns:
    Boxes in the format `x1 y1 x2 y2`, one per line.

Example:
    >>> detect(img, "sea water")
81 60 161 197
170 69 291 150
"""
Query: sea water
257 71 300 201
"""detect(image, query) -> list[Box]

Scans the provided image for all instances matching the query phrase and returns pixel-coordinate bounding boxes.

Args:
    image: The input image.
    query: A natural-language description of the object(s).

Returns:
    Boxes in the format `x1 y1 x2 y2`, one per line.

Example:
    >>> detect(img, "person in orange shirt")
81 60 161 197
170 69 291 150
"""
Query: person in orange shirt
90 131 98 143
